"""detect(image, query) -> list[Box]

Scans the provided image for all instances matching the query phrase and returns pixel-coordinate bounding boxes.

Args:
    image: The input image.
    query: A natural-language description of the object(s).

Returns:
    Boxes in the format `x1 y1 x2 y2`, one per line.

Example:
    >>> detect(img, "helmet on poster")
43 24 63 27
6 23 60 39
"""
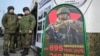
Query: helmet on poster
57 7 70 16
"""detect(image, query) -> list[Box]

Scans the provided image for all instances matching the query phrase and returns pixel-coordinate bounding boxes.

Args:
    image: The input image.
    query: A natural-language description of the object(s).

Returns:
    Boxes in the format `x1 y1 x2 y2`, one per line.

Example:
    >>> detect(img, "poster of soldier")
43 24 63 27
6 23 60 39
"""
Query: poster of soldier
42 4 87 56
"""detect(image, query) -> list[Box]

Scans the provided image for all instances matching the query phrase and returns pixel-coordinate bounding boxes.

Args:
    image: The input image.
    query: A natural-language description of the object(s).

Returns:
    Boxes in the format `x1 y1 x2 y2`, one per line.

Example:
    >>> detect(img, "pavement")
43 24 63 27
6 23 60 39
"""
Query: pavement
0 37 36 56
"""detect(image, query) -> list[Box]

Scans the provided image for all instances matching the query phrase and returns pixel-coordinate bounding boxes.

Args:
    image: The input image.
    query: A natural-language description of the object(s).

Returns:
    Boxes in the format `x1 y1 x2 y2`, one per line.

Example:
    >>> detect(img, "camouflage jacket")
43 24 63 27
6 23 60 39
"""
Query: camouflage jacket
16 19 21 33
19 14 36 34
2 13 18 33
45 19 83 43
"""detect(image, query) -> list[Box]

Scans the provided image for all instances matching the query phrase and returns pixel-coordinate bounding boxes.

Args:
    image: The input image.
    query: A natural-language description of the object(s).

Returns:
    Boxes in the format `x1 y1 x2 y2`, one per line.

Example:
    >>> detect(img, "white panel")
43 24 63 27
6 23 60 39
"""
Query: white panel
84 0 100 32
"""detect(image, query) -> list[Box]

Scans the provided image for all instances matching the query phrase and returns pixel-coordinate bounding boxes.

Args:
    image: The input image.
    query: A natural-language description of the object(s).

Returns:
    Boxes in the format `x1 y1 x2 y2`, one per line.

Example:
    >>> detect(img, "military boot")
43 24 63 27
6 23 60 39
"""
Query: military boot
21 48 27 56
21 48 29 56
3 51 9 56
25 48 29 55
9 50 16 53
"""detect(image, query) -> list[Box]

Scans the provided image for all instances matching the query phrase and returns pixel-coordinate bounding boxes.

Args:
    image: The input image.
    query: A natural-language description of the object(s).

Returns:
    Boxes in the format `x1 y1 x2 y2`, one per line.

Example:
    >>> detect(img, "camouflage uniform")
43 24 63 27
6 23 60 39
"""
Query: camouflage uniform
19 13 36 56
2 12 18 52
15 14 23 50
20 7 36 56
46 7 83 44
20 13 36 48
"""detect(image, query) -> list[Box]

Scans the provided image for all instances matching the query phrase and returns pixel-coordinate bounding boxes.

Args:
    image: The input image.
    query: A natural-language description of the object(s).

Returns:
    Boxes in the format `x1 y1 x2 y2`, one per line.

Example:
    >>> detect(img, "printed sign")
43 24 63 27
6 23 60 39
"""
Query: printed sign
42 4 87 56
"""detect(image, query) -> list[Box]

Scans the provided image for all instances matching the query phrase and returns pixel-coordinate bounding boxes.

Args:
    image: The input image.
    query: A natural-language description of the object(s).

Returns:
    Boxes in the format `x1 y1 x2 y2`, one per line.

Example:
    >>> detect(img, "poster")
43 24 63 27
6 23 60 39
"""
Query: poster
42 4 87 56
53 0 95 32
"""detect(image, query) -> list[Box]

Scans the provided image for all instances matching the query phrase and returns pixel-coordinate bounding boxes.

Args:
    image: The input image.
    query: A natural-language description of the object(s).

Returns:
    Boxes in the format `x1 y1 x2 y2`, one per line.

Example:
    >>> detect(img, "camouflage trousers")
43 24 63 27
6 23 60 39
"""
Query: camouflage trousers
3 34 16 52
15 33 22 49
21 34 32 48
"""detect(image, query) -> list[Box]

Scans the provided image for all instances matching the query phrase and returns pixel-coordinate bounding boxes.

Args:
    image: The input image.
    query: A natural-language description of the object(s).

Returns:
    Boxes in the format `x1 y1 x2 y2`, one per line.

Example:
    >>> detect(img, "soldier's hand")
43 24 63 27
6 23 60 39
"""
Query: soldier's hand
64 20 73 25
29 30 32 33
67 20 73 23
63 20 67 24
19 30 21 33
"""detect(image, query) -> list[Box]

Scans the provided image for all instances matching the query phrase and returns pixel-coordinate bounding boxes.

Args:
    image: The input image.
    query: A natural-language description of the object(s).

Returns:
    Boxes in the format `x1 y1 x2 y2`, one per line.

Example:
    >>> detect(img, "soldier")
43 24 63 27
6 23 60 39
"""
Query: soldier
46 7 83 44
2 6 18 56
15 14 23 51
19 7 36 56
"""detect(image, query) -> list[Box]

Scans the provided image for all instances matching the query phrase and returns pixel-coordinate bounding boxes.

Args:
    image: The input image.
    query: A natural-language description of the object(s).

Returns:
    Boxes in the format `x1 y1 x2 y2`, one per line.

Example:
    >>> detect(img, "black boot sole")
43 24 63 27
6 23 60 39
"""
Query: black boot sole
10 51 16 53
3 52 9 56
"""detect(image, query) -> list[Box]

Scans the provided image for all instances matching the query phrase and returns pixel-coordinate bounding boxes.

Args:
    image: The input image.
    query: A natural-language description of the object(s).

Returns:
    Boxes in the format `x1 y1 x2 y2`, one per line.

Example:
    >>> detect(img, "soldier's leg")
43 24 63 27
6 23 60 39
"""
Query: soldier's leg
21 34 25 48
25 34 31 48
3 34 10 55
20 34 25 54
21 34 31 56
21 34 27 56
15 32 19 48
14 33 18 48
20 34 23 49
9 34 16 53
16 33 22 50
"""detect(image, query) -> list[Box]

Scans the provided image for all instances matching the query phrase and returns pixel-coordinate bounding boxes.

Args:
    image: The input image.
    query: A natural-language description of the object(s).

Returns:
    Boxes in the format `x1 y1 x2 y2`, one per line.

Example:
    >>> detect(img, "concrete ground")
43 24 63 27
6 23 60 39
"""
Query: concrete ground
0 37 36 56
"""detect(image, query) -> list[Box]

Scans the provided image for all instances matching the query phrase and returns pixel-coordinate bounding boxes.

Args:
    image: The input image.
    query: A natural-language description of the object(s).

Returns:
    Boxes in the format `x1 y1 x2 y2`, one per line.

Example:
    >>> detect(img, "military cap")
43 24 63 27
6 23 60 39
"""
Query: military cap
7 6 14 11
23 7 30 12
